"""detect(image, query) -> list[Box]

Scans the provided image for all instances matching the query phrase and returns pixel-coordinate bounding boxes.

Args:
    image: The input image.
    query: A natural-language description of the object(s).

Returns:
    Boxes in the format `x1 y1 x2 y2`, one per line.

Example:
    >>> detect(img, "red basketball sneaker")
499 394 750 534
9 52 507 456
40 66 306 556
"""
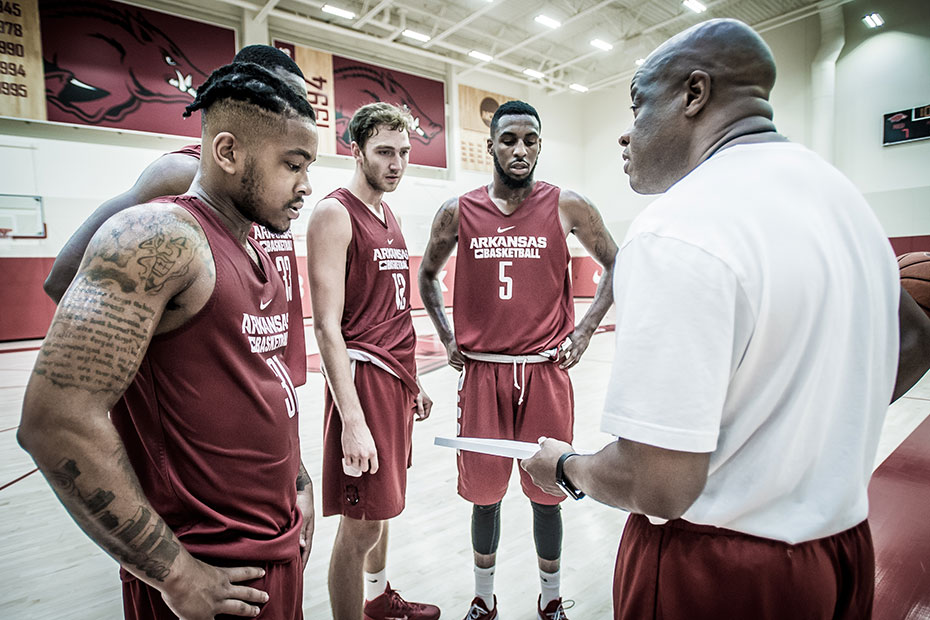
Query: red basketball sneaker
364 582 440 620
463 595 497 619
538 595 573 620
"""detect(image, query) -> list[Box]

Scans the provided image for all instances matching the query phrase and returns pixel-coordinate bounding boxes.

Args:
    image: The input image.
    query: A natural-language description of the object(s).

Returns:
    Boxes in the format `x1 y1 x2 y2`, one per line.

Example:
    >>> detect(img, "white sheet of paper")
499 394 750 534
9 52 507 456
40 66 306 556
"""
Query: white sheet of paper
434 436 540 459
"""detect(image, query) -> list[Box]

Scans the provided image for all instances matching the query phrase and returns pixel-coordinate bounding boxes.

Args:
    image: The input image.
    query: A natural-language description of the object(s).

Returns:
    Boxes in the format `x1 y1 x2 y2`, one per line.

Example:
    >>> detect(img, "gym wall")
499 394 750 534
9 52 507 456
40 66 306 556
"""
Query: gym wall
0 0 927 341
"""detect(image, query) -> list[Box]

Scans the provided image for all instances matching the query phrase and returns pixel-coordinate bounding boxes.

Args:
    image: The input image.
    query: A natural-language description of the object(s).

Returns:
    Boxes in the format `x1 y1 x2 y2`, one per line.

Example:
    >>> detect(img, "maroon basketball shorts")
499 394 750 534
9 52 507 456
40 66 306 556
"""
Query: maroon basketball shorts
457 359 574 505
322 361 415 521
121 551 304 619
613 514 875 620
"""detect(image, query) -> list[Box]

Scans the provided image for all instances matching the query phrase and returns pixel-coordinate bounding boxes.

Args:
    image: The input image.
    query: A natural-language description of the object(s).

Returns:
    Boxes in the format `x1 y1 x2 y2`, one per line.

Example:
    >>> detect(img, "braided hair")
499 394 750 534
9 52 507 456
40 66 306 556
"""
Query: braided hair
184 61 315 123
234 45 304 80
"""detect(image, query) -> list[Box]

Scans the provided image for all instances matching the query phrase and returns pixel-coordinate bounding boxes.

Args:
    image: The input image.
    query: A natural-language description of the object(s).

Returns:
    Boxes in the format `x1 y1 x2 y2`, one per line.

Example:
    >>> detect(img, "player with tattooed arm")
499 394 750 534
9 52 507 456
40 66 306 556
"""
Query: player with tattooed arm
18 62 317 620
43 44 311 388
418 100 618 619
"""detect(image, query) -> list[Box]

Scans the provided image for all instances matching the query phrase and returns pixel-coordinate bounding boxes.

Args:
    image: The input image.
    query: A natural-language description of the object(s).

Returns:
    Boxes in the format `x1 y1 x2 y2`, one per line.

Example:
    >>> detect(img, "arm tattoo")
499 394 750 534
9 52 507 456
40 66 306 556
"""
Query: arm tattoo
34 212 202 395
137 235 192 293
588 209 616 265
296 462 311 492
34 279 157 394
437 202 456 233
51 458 180 582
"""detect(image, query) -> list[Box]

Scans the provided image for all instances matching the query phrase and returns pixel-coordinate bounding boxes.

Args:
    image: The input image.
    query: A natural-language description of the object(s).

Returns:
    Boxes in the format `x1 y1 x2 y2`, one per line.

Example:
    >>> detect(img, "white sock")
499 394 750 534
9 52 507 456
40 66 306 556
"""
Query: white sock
365 568 387 601
540 568 561 606
475 565 496 609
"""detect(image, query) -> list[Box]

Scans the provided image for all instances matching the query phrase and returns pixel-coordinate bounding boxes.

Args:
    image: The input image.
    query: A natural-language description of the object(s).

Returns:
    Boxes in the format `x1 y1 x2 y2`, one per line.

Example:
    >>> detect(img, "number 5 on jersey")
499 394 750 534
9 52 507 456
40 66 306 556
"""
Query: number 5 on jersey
499 260 513 300
392 272 407 310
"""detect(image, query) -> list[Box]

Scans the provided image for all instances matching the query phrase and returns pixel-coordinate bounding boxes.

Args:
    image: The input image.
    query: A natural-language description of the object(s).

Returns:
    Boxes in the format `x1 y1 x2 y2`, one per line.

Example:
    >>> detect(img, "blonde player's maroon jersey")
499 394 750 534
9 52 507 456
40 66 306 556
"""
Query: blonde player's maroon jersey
111 195 300 562
453 181 574 354
328 187 416 380
168 144 307 385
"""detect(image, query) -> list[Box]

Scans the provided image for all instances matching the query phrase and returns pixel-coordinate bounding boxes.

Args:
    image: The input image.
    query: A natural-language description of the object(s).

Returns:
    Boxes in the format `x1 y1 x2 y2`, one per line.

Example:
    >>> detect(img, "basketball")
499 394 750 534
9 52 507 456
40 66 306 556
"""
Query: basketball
898 252 930 317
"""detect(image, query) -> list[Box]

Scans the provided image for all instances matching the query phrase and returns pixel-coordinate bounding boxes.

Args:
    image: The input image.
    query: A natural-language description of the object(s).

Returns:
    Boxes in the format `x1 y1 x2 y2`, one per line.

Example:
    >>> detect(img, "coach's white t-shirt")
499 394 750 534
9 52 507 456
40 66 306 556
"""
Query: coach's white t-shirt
603 142 899 544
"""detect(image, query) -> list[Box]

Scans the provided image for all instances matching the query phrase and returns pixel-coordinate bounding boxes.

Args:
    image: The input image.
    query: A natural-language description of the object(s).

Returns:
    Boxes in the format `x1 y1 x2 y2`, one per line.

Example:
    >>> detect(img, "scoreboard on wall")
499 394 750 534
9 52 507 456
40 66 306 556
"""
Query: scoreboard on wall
0 0 45 119
883 104 930 146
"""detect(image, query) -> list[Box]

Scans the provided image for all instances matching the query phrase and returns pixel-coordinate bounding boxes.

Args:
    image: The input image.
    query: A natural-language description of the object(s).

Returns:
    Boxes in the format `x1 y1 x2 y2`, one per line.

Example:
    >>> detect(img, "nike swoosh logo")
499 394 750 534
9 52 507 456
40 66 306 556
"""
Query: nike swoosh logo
259 298 273 310
387 239 394 244
497 226 515 233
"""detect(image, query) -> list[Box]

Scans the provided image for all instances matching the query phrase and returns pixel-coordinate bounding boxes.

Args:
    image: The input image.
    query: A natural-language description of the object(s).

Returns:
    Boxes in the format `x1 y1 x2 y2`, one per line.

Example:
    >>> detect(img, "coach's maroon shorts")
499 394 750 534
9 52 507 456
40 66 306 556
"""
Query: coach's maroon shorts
613 514 874 620
457 360 574 505
322 361 415 521
121 552 303 619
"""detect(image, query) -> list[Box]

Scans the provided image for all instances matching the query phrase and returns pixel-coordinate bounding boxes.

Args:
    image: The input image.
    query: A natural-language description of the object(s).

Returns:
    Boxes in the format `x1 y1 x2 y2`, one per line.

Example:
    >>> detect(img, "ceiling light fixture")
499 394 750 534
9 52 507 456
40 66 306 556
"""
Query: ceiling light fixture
683 0 707 14
569 83 589 93
535 15 562 29
402 29 431 42
590 39 613 51
468 50 494 62
862 12 884 28
523 68 545 79
322 4 355 19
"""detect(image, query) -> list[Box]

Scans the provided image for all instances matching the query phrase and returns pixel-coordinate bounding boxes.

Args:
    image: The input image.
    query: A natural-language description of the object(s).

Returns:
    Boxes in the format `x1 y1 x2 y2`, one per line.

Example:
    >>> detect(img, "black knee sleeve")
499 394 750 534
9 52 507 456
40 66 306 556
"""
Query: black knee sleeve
471 502 502 555
532 501 562 562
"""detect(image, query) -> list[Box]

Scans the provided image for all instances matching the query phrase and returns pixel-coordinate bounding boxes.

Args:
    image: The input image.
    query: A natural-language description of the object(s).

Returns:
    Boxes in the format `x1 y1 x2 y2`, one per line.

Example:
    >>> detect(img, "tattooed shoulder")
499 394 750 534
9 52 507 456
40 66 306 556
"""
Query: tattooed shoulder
434 197 460 234
86 205 209 295
34 205 210 395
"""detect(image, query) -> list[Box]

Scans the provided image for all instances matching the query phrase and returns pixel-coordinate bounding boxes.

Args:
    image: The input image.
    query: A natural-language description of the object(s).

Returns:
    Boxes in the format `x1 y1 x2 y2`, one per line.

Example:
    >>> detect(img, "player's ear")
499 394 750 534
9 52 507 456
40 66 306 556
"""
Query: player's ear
211 132 240 175
486 137 493 155
350 141 363 161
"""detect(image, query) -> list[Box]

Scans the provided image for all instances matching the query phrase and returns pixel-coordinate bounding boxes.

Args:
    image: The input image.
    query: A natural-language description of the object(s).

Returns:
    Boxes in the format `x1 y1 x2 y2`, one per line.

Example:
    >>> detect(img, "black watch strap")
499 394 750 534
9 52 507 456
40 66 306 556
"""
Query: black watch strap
556 452 585 500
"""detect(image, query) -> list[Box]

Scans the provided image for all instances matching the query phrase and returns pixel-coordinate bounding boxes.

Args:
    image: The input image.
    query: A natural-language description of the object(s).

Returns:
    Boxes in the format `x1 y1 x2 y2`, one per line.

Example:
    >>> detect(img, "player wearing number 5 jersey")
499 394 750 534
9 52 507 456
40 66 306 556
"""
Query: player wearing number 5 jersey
419 100 618 620
306 103 439 620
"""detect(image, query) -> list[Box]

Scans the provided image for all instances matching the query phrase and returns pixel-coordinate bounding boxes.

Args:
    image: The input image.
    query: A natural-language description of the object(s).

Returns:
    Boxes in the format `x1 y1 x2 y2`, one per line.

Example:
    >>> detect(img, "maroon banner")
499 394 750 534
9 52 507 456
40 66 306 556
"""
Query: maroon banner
39 0 235 137
332 55 446 168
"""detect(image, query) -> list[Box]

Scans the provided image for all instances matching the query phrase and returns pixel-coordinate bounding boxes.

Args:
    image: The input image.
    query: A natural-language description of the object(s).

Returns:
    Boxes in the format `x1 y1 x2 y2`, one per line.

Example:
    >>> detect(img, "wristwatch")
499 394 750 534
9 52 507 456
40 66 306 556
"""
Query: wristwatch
556 452 585 500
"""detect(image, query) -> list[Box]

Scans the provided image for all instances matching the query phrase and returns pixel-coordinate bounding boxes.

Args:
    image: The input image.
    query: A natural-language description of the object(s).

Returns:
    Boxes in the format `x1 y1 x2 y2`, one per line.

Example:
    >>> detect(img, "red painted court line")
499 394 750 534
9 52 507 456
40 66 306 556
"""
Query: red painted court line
0 467 38 491
0 346 41 354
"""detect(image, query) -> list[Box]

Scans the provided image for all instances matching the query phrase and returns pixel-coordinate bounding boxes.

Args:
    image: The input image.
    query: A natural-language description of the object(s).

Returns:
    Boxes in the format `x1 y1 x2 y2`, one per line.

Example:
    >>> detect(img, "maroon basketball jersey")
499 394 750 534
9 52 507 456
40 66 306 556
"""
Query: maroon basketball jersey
168 144 307 385
327 188 416 380
453 181 574 354
111 195 301 563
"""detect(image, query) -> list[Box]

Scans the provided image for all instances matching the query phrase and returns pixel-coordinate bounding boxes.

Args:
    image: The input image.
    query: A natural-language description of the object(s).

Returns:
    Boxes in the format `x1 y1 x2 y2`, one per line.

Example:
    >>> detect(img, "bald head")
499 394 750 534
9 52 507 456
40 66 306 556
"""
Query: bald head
639 18 776 101
619 19 782 195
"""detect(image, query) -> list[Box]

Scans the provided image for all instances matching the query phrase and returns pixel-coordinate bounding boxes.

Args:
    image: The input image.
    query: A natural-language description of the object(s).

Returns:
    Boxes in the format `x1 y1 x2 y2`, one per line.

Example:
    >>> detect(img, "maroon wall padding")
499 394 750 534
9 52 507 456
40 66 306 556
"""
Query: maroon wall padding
7 238 925 340
0 258 56 341
890 235 930 256
571 256 603 298
869 414 930 619
408 255 456 310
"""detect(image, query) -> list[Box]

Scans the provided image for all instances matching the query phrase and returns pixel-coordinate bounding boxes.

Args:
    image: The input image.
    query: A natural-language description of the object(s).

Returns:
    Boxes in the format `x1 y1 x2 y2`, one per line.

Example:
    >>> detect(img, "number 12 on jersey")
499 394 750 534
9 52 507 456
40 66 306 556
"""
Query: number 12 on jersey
499 261 513 300
392 272 407 310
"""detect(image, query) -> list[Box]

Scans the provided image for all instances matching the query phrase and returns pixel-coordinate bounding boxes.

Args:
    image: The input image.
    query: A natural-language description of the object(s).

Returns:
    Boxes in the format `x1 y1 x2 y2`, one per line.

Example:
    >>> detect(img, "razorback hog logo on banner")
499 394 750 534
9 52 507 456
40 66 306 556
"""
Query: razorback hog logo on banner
39 0 233 136
333 63 444 159
334 65 443 147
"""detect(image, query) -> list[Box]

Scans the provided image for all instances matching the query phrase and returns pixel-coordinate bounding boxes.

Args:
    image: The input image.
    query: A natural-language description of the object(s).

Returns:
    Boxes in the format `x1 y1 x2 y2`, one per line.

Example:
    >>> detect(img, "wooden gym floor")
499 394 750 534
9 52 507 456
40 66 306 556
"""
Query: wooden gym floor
1 305 928 619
